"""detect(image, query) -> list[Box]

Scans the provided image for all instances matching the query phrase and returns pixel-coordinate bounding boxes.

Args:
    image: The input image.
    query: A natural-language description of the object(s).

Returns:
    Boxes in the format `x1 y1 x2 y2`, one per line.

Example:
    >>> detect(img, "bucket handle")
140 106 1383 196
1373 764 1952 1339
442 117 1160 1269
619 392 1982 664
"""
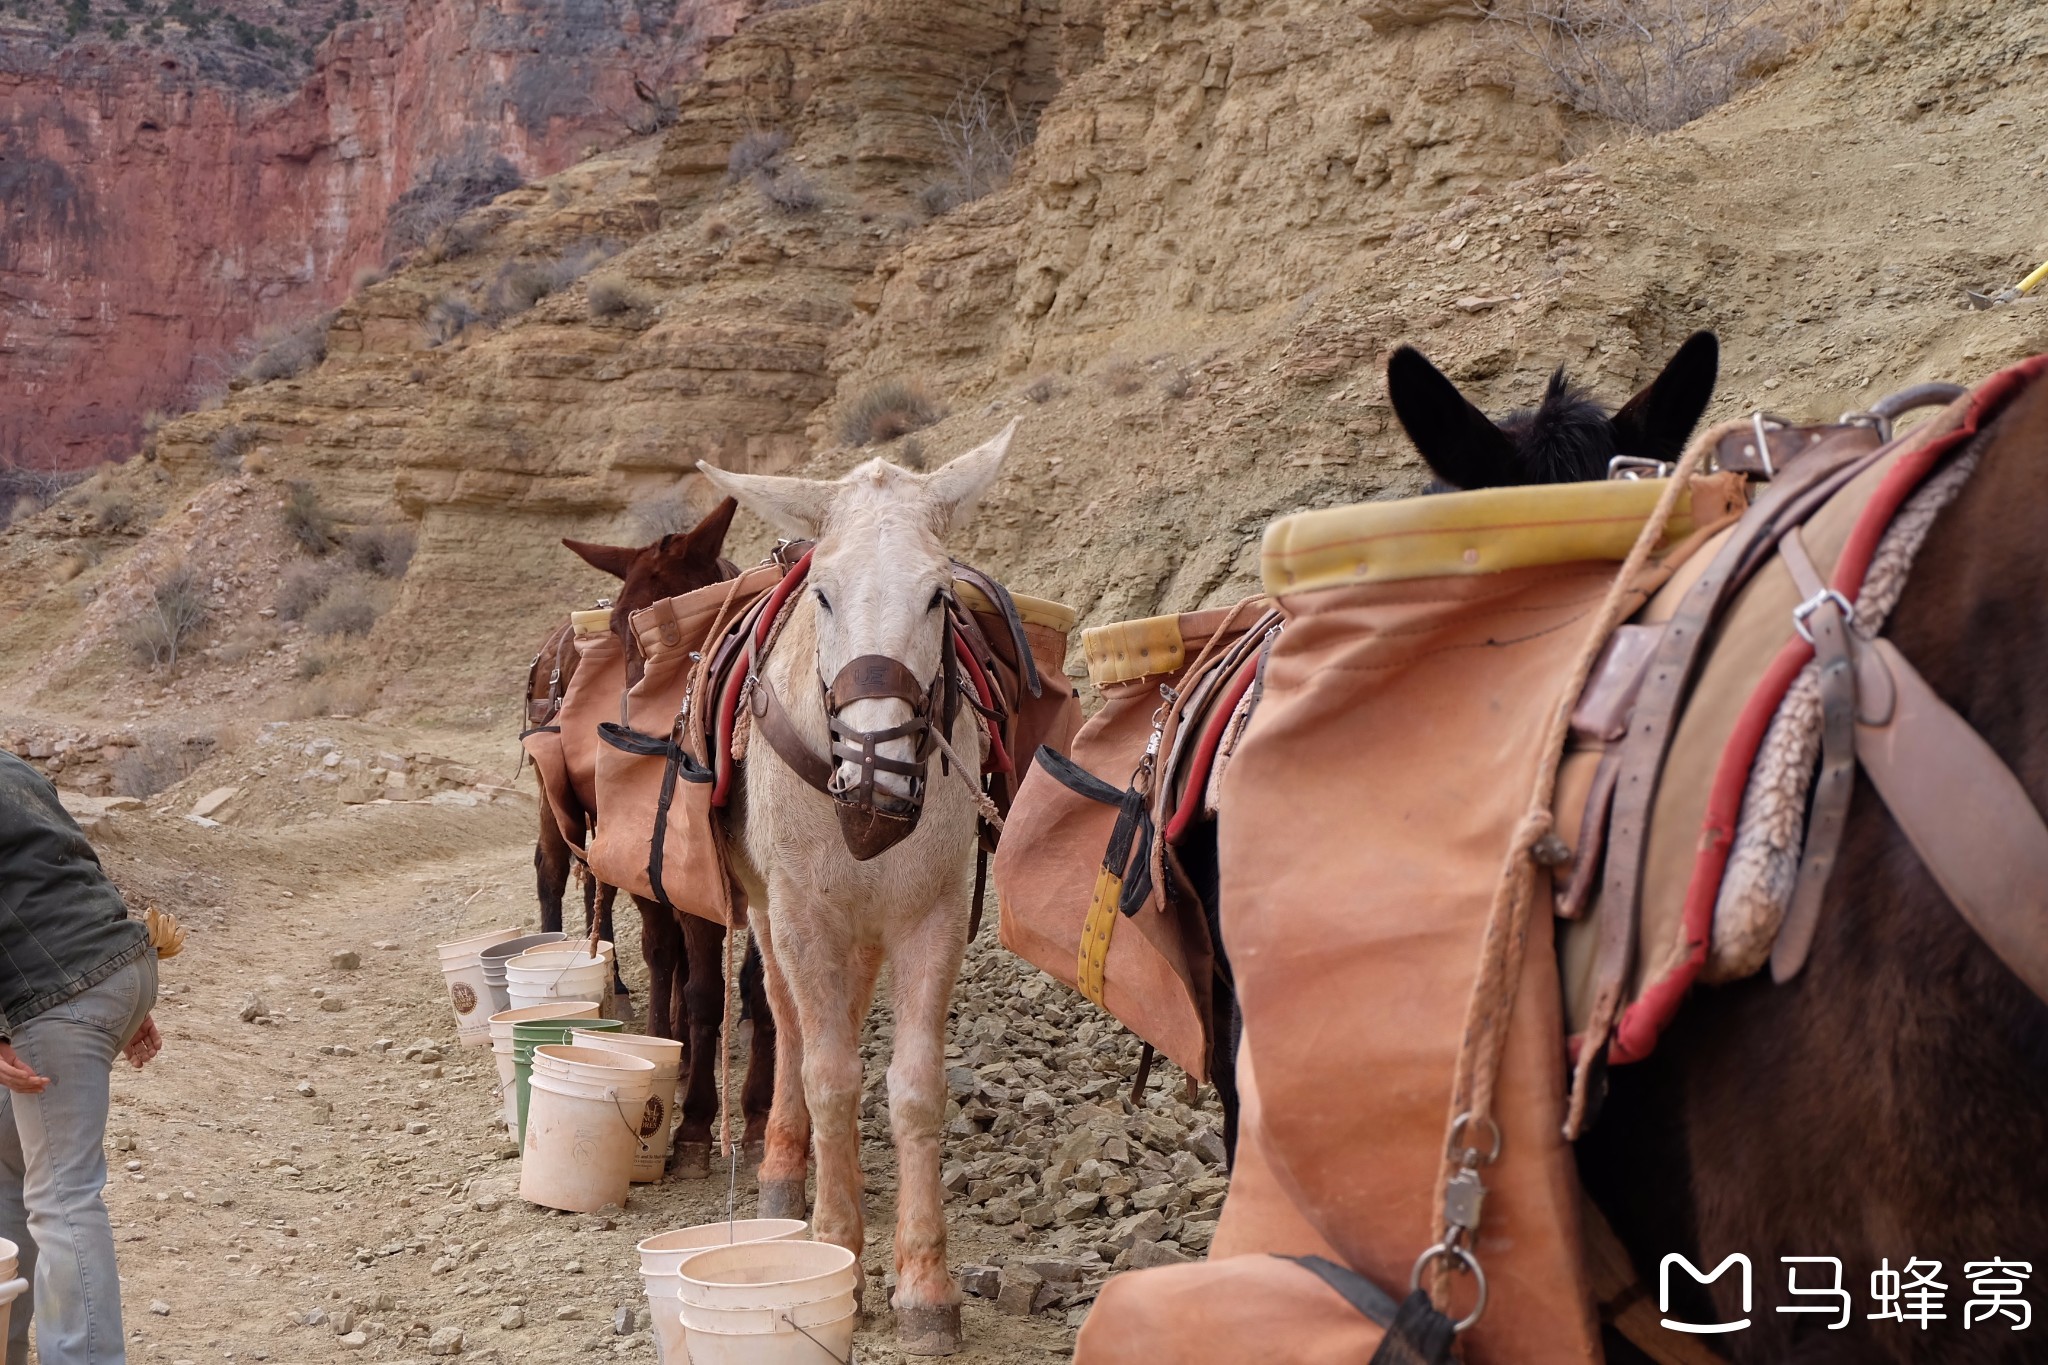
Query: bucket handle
0 1278 26 1309
782 1311 854 1363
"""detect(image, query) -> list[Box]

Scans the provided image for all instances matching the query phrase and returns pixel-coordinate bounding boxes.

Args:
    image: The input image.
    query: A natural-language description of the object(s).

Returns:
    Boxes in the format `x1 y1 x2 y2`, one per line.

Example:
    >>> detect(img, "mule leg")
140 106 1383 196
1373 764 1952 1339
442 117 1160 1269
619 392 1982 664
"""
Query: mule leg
534 807 571 936
739 928 775 1164
750 910 812 1221
884 906 970 1355
668 915 726 1180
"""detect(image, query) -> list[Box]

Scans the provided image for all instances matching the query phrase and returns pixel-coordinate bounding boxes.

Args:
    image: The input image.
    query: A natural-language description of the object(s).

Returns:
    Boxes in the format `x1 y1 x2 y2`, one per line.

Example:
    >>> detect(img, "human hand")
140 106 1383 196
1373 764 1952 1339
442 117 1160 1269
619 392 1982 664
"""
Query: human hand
123 1015 161 1070
0 1044 47 1094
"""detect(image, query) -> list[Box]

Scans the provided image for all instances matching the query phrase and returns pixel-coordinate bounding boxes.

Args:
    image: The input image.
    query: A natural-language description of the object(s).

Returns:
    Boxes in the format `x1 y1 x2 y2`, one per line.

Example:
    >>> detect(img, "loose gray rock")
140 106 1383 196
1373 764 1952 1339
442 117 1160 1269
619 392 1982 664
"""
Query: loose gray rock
148 1300 170 1317
960 1265 1002 1299
237 996 270 1023
337 1330 368 1350
995 1266 1044 1317
613 1306 634 1336
1128 1239 1193 1270
332 950 362 970
427 1325 464 1355
498 1306 525 1330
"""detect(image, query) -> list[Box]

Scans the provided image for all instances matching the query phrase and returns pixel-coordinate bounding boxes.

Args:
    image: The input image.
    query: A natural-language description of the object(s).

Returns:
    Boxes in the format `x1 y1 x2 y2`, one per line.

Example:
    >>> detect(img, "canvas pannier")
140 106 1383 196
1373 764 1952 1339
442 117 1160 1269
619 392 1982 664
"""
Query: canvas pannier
1079 474 1750 1364
994 600 1271 1079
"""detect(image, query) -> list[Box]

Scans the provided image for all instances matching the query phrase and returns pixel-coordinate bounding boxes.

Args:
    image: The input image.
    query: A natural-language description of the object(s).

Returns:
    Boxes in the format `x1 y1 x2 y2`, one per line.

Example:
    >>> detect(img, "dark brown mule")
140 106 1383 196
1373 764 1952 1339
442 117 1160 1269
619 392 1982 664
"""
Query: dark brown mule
530 499 778 1172
1575 371 2048 1365
1177 334 1723 1162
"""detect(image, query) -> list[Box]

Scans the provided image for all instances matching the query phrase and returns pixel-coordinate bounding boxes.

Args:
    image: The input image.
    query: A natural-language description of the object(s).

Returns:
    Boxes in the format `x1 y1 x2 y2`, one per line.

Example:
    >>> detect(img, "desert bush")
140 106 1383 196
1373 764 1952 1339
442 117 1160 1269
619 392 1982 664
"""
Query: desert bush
294 652 331 681
726 128 789 183
0 462 85 524
757 169 822 215
286 675 380 720
422 218 493 265
922 78 1031 215
703 216 733 244
140 408 170 434
274 560 334 620
1486 0 1844 132
1098 356 1145 396
345 523 416 579
839 379 942 447
87 489 137 532
211 424 256 468
1161 366 1194 400
629 491 696 541
282 480 337 555
423 292 480 347
484 239 617 322
213 621 278 666
385 150 523 254
587 272 653 318
628 76 680 136
351 263 390 292
1022 375 1059 405
121 564 210 671
240 312 333 385
896 435 927 471
111 731 193 798
306 574 381 637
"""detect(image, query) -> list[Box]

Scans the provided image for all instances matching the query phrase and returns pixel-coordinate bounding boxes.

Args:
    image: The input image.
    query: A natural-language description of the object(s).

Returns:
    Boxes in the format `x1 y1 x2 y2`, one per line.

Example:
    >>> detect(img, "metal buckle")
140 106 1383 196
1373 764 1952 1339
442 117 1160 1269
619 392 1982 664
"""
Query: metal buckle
1445 1111 1502 1166
1792 588 1855 644
1408 1243 1489 1333
1837 409 1893 445
1749 411 1779 479
1606 455 1673 481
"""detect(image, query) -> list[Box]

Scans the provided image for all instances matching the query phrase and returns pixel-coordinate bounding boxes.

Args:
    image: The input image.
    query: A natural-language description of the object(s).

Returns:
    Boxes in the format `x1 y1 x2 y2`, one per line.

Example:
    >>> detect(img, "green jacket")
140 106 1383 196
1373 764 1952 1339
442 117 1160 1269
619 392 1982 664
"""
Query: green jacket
0 752 149 1038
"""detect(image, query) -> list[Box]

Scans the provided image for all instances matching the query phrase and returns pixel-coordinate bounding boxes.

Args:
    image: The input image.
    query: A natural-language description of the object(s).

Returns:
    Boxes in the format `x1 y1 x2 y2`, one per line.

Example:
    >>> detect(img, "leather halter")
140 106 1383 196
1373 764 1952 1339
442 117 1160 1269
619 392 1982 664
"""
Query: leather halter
749 611 963 862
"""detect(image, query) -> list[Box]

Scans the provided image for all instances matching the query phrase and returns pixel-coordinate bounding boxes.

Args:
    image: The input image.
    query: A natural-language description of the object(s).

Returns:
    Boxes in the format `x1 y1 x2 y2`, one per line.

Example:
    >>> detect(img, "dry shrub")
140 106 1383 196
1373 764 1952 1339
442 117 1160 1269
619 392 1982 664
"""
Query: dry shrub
121 564 210 671
140 409 171 434
282 480 337 555
294 652 331 681
385 150 523 255
87 490 137 533
274 560 335 620
587 273 653 319
922 78 1030 216
351 264 390 293
345 523 416 579
240 312 333 384
839 379 942 447
1099 356 1145 396
0 463 84 525
112 731 194 798
1487 0 1847 132
1022 375 1060 405
211 424 256 469
306 574 382 637
424 292 480 347
897 435 928 471
629 490 697 542
485 240 617 322
213 621 279 666
726 129 789 183
703 217 733 244
286 675 380 720
628 78 680 137
756 169 822 215
1161 366 1194 400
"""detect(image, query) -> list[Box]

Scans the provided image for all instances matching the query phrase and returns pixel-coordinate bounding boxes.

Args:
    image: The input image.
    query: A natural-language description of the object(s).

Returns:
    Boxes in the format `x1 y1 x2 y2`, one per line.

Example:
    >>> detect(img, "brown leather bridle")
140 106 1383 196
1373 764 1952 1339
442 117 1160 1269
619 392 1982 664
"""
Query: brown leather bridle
749 626 963 861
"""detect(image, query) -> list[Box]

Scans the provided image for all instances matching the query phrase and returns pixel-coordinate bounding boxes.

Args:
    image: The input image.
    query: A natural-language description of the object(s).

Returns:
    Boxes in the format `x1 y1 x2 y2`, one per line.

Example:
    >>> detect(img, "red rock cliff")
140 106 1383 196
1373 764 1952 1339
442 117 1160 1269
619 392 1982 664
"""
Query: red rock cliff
0 0 736 470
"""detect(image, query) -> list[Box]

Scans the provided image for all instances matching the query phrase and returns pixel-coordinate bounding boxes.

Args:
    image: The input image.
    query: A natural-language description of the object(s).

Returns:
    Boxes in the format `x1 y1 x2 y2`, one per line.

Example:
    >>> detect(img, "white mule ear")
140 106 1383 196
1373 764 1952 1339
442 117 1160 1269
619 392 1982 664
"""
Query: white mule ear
695 463 836 539
921 419 1016 535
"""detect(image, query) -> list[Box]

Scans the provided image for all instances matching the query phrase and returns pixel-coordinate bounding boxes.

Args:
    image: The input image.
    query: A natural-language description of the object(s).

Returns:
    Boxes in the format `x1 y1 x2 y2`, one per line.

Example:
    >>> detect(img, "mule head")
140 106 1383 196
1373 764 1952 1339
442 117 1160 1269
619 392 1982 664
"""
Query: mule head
1387 330 1719 490
698 420 1016 800
561 497 740 681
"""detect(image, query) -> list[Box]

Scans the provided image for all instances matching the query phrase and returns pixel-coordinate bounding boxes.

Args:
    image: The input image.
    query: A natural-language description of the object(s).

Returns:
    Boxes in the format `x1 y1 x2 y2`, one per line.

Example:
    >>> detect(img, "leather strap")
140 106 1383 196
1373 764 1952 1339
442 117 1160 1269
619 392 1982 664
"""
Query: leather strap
1854 639 2048 1004
1711 420 1862 479
1770 529 1860 982
750 675 836 794
1284 1255 1402 1329
1581 432 1887 1067
827 654 930 709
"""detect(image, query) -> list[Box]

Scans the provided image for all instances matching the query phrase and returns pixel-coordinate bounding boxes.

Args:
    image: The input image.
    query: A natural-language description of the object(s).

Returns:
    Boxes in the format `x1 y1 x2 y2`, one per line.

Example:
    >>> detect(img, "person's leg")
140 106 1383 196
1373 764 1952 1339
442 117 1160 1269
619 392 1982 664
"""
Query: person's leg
9 954 154 1365
0 1088 33 1365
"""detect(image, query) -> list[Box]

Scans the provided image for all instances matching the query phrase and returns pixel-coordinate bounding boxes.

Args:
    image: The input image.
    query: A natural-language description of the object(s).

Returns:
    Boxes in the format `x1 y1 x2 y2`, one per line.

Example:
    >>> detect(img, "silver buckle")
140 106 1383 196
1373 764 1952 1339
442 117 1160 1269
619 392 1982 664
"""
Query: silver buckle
1408 1242 1489 1333
1607 455 1673 481
1792 587 1855 644
1749 411 1779 478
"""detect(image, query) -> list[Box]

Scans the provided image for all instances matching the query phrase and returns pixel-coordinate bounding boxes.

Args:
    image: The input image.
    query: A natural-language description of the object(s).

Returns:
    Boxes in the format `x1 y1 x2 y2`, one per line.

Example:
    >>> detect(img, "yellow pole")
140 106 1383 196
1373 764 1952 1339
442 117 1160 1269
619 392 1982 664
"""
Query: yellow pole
2017 258 2048 296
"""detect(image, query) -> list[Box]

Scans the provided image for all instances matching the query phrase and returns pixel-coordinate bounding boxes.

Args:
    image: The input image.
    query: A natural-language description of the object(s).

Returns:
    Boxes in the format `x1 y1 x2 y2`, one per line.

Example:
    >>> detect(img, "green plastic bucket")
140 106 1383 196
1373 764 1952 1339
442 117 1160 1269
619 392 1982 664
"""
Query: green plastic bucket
514 1016 624 1141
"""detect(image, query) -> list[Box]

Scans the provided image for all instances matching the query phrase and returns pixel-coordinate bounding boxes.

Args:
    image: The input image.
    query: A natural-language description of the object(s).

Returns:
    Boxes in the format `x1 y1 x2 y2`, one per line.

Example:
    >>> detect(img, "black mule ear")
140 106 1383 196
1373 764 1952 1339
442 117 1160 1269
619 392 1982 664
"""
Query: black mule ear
1610 331 1719 463
1386 346 1521 490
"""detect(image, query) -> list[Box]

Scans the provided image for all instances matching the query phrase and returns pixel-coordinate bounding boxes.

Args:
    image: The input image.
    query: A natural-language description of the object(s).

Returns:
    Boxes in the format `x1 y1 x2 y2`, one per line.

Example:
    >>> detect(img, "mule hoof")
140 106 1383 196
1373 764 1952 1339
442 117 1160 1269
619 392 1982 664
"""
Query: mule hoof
895 1304 962 1356
758 1178 807 1220
667 1141 711 1180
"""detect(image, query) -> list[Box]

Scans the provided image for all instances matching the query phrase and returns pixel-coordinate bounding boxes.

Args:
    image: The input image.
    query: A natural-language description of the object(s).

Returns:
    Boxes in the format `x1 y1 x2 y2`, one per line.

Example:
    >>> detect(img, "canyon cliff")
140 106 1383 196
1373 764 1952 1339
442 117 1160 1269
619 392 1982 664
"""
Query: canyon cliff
1 0 736 470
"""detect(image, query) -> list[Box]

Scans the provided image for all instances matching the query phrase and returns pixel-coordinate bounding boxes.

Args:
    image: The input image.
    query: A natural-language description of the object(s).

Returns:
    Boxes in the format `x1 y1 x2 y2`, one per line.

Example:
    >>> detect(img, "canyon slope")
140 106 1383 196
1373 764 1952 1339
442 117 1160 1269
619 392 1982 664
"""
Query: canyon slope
0 0 2042 742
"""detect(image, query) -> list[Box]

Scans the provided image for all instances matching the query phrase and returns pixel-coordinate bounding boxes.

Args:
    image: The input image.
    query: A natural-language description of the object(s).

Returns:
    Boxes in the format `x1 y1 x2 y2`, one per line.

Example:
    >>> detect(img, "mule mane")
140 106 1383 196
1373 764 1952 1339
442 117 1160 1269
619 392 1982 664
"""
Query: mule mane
1497 369 1616 483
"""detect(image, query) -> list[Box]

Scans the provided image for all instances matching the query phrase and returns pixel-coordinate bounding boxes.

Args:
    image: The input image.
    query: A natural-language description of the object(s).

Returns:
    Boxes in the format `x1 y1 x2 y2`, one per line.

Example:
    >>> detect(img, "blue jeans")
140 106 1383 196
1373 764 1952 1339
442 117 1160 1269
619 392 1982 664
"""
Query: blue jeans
0 953 156 1365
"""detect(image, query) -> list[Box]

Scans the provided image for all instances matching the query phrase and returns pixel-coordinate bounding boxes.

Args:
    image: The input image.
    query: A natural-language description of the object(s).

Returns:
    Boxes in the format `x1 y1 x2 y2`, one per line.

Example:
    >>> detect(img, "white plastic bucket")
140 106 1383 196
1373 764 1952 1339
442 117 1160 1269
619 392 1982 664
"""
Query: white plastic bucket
636 1220 808 1365
436 927 523 1047
504 949 609 1014
487 1001 601 1129
677 1241 861 1365
478 932 569 1014
519 1044 656 1213
0 1237 23 1355
572 1029 684 1182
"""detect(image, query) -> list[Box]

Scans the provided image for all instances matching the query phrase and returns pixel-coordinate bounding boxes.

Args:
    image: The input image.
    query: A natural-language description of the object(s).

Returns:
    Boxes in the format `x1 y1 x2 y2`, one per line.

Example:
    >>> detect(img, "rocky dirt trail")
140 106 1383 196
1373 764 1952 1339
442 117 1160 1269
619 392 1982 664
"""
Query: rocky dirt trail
93 722 1225 1364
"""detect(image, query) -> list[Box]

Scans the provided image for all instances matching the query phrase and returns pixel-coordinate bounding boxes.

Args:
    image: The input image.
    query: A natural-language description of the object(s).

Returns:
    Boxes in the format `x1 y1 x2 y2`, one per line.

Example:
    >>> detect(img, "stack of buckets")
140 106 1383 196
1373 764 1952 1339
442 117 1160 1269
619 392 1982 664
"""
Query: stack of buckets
0 1239 25 1349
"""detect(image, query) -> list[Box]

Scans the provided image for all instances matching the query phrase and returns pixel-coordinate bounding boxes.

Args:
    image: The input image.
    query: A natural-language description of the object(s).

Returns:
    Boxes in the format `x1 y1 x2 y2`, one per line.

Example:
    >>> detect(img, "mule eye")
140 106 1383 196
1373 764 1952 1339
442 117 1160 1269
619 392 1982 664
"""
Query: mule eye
814 590 832 614
927 590 945 613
